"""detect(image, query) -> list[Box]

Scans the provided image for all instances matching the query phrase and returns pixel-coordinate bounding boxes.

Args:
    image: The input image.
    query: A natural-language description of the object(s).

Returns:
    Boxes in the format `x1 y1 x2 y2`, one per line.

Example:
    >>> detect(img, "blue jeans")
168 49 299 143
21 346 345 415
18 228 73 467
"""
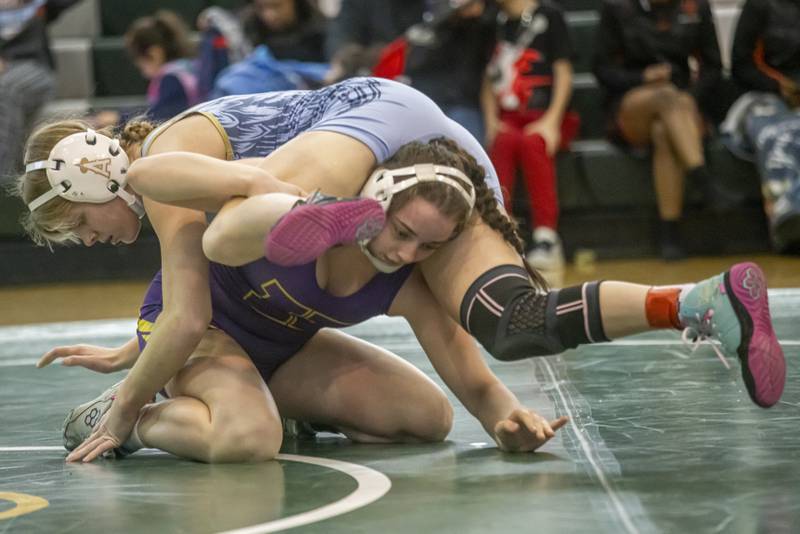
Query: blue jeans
441 105 485 148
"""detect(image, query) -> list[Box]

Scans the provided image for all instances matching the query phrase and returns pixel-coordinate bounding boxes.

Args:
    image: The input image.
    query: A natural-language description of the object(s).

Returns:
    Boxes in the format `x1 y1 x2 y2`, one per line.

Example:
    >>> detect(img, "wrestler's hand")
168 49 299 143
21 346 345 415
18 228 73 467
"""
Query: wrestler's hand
493 410 569 452
246 168 306 198
37 343 135 373
65 401 137 463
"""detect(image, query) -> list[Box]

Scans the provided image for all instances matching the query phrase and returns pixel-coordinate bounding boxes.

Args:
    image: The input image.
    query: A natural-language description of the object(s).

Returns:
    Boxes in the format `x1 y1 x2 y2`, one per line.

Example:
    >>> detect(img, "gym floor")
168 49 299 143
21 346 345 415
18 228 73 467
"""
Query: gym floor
0 255 798 533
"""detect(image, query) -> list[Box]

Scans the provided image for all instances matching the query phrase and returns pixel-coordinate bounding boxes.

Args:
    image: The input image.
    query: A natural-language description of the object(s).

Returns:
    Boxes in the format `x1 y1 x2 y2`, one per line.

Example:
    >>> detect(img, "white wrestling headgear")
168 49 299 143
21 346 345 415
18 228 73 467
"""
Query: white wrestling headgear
25 129 145 218
359 163 476 273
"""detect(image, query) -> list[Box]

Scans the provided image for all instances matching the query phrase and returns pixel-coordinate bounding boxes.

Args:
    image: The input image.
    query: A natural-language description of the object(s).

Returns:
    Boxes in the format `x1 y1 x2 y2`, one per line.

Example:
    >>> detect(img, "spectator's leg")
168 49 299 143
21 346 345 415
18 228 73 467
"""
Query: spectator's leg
519 132 564 270
652 120 686 260
0 61 56 179
617 85 705 259
488 119 523 210
519 133 558 230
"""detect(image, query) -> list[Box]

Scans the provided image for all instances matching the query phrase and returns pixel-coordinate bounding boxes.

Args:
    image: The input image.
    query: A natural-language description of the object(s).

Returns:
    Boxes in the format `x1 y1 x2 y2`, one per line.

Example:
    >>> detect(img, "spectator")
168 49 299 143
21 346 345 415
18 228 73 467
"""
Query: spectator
325 0 424 61
327 0 496 142
592 0 722 260
0 0 81 180
484 0 579 271
402 1 496 143
125 10 200 122
242 0 327 63
720 0 800 252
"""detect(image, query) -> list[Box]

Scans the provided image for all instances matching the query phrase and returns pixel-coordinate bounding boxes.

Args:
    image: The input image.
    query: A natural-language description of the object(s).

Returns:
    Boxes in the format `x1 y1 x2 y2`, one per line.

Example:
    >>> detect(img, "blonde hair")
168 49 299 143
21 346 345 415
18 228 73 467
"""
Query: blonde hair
11 118 156 247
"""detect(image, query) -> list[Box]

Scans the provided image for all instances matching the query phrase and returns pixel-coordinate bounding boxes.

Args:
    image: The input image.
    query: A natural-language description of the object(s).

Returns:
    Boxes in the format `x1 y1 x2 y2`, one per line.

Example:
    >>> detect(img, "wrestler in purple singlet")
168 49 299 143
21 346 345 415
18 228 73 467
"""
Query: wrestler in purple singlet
136 77 501 380
137 260 413 380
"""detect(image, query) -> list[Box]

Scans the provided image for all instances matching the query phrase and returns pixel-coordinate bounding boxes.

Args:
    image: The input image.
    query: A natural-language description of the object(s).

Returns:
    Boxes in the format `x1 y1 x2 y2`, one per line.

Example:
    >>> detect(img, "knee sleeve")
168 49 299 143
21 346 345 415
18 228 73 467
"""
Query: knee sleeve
460 265 609 361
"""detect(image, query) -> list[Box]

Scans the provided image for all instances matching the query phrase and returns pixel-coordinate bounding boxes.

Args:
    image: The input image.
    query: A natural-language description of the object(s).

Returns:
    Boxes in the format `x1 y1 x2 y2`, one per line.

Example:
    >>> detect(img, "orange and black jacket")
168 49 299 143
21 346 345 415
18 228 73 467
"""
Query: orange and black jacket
731 0 800 93
592 0 722 104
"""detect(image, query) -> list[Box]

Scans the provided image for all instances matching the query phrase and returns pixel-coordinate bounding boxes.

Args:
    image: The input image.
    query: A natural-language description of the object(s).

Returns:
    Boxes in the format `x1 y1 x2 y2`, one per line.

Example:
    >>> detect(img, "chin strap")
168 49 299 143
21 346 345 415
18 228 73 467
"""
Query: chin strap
115 188 145 219
359 241 403 273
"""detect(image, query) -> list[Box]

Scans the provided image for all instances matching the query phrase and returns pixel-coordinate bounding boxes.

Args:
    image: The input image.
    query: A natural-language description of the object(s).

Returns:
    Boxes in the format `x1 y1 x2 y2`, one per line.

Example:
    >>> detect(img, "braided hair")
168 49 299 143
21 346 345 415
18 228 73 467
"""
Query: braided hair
381 136 548 291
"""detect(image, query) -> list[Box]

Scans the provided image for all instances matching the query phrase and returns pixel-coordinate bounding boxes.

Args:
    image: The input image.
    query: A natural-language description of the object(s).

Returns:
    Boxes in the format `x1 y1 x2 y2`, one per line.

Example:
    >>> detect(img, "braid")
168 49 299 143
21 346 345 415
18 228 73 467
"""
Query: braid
120 118 156 149
429 138 548 291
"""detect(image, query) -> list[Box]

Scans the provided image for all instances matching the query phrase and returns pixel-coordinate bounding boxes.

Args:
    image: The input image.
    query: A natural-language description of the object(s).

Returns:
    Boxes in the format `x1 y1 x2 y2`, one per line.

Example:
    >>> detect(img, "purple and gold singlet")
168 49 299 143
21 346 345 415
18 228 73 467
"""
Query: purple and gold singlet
137 260 413 380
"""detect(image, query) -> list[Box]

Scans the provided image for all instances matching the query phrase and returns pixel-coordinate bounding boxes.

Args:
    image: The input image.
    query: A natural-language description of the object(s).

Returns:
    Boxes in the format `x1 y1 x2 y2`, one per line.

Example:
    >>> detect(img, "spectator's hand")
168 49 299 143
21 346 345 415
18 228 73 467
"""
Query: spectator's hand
493 410 569 452
37 344 133 373
456 0 485 18
484 117 509 148
524 118 561 156
779 78 800 109
643 63 672 84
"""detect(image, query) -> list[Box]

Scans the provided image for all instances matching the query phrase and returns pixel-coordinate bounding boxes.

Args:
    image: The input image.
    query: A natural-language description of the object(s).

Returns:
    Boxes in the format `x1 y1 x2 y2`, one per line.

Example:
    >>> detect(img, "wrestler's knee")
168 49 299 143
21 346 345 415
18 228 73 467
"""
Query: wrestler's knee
209 414 281 463
460 265 608 361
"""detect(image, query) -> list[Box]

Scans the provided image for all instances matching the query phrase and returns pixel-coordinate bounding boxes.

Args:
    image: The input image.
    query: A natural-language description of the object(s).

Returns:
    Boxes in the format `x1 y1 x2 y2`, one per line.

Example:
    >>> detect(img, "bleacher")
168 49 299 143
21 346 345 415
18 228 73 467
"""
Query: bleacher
0 0 768 285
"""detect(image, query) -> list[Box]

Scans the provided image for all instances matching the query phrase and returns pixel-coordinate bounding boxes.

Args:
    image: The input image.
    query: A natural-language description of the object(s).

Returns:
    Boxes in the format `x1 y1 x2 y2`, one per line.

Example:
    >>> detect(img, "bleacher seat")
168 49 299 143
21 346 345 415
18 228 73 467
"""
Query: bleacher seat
48 0 99 38
99 0 206 36
2 0 771 287
92 37 148 97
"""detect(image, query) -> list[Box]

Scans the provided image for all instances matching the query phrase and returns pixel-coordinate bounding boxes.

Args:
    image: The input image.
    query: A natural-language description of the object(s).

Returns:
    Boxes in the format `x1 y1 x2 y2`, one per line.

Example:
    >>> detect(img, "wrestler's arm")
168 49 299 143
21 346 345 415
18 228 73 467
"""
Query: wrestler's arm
203 131 377 265
389 270 568 452
66 120 221 462
127 152 303 212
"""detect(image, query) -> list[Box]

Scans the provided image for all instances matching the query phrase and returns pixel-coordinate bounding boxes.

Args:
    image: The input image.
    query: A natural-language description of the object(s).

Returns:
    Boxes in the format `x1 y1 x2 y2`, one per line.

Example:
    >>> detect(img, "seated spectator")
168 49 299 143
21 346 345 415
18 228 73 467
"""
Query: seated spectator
720 0 800 253
242 0 327 63
484 0 579 271
402 1 496 143
328 0 495 142
125 10 200 121
592 0 721 260
0 0 81 181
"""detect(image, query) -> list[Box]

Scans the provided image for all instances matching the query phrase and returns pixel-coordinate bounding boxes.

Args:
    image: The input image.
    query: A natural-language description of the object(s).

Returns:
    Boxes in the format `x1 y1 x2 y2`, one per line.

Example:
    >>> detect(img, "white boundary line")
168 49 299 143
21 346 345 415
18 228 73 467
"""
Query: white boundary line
0 448 391 533
539 359 640 534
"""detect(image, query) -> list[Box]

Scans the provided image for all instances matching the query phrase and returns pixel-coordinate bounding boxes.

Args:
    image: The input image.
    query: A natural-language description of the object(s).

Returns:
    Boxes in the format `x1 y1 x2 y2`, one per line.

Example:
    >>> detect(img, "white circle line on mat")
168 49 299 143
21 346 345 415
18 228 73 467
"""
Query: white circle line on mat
0 447 391 533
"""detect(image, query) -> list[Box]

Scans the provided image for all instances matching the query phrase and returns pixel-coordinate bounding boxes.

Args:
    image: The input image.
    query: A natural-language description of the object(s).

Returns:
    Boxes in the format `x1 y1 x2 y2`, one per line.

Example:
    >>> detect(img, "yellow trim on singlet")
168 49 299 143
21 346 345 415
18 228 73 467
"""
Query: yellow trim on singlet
137 317 154 343
243 278 353 332
141 111 234 161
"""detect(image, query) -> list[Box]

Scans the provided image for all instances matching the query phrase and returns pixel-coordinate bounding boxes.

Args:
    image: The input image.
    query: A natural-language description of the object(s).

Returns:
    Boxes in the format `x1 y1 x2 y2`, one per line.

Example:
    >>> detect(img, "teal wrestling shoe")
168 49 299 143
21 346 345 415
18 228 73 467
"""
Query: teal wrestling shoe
679 262 785 408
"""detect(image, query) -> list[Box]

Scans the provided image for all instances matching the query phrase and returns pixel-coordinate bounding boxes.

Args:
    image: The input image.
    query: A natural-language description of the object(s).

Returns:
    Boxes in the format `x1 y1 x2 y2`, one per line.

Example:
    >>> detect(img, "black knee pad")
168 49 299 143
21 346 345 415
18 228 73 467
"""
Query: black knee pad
460 265 608 361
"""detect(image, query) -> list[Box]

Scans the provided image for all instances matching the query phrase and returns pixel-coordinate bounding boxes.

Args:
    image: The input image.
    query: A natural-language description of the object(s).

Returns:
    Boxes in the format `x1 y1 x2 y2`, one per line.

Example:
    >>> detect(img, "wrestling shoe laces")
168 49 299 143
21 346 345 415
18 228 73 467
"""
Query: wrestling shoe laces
680 308 731 370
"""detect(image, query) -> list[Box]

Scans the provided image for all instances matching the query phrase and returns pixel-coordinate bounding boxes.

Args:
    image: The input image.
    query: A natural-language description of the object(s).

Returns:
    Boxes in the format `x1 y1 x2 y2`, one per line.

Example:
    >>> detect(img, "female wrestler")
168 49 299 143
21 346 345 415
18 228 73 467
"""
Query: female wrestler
41 136 569 462
19 78 784 463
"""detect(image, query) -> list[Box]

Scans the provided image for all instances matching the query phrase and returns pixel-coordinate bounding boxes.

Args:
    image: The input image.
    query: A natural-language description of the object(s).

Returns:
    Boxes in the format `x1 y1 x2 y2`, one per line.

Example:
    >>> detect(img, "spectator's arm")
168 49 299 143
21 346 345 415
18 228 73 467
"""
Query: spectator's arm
481 72 499 146
731 0 782 92
592 1 644 92
691 0 722 102
544 9 574 122
45 0 82 23
147 75 189 122
546 59 574 123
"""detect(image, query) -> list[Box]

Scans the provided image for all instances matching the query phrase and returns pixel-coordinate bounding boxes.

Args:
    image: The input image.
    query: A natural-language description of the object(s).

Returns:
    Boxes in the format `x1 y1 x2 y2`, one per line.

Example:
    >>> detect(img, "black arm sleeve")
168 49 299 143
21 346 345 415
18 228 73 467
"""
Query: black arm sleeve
547 7 574 62
731 0 780 92
592 1 644 93
691 0 722 102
